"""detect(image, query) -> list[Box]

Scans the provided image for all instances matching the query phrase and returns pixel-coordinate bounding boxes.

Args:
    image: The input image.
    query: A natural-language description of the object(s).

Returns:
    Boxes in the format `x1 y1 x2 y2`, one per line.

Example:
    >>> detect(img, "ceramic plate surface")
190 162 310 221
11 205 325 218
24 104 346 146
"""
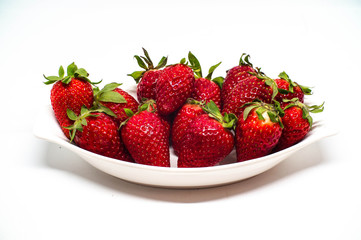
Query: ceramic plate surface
33 84 337 188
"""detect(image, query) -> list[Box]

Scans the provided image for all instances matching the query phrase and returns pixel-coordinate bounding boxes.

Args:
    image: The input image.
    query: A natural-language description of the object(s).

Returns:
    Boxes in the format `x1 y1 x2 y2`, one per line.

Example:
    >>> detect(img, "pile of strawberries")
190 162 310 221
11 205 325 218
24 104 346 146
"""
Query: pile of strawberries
43 48 324 168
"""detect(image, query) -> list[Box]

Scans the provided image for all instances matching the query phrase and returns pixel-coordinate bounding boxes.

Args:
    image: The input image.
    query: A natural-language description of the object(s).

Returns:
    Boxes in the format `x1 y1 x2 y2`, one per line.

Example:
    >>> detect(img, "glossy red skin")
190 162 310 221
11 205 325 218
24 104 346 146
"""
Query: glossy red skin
236 110 282 162
121 110 170 167
156 64 194 115
50 78 94 139
171 103 205 155
137 70 161 101
178 114 234 168
222 76 273 118
274 106 310 151
100 88 139 126
74 113 133 162
221 65 256 106
274 78 304 107
192 77 221 108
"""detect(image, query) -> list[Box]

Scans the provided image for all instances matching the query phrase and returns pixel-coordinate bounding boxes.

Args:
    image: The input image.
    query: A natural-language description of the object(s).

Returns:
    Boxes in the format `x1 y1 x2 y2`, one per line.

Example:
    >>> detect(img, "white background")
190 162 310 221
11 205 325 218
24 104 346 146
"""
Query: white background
1 0 360 239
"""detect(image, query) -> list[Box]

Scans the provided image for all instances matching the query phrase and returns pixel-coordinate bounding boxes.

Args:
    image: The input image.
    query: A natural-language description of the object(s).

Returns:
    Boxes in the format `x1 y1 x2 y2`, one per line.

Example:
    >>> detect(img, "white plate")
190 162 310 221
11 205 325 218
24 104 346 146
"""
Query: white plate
33 87 337 188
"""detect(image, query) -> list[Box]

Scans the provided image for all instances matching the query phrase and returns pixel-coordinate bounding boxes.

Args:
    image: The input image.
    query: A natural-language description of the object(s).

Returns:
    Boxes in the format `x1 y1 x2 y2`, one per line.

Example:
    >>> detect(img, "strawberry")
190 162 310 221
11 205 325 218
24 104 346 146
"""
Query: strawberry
171 99 205 155
65 107 133 162
222 71 279 118
275 71 312 107
221 53 256 106
93 82 139 126
188 52 224 108
156 56 195 116
43 63 100 139
235 100 283 162
120 104 170 167
274 99 324 151
128 48 168 102
177 101 236 168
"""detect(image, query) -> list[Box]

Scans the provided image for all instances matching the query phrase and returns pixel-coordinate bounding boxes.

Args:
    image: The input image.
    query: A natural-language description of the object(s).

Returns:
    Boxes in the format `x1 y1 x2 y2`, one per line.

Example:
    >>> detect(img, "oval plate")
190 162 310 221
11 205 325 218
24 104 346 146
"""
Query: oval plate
33 102 337 189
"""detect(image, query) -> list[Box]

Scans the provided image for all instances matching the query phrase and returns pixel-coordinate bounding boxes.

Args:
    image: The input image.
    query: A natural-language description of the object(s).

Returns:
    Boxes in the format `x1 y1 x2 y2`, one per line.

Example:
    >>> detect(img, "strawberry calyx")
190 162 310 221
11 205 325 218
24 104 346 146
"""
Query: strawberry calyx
278 71 312 95
92 82 127 118
239 53 253 67
128 48 168 83
64 106 103 142
202 100 237 130
43 62 101 85
241 99 284 128
187 52 224 88
283 98 324 128
119 100 156 129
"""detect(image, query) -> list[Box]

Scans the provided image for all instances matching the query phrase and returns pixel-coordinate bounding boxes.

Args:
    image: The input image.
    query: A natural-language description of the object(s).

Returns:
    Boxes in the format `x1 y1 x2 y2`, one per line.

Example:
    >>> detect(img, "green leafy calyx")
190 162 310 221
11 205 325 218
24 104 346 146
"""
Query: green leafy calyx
43 62 100 85
128 48 168 83
202 100 237 129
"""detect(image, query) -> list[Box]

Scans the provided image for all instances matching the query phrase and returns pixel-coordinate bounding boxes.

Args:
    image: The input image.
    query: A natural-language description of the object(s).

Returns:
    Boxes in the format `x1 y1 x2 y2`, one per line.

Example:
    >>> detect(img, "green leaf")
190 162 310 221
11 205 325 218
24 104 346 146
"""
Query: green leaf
67 62 78 76
75 68 89 78
243 105 258 121
134 55 147 70
58 65 65 78
67 109 77 121
81 118 87 126
99 91 126 103
278 71 289 80
155 56 168 69
188 51 202 78
62 76 72 84
180 58 187 65
127 71 144 83
43 75 63 83
142 48 153 67
212 77 224 89
100 82 123 93
206 61 221 80
98 104 117 118
80 105 88 116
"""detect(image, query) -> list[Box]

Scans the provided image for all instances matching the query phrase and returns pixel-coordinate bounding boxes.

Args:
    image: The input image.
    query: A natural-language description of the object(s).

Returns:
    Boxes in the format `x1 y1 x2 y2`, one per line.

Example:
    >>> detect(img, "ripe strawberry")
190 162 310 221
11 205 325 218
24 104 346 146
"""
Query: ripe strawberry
120 105 170 167
93 82 139 126
188 52 224 108
274 99 324 151
43 63 99 139
222 71 278 118
128 48 168 101
177 101 236 168
171 99 205 155
235 100 283 162
156 56 195 115
221 53 256 105
275 71 312 107
65 107 133 162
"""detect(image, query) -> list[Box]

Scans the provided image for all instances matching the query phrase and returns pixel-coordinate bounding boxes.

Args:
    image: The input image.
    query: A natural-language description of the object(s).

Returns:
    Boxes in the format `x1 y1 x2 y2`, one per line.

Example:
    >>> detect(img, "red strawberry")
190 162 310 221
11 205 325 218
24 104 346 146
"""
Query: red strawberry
235 100 283 162
120 105 170 167
43 63 99 139
156 56 195 115
274 99 324 151
171 99 205 155
65 107 133 162
178 101 236 168
93 82 139 126
128 48 168 102
188 52 224 108
221 53 256 105
275 71 312 107
222 71 278 118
